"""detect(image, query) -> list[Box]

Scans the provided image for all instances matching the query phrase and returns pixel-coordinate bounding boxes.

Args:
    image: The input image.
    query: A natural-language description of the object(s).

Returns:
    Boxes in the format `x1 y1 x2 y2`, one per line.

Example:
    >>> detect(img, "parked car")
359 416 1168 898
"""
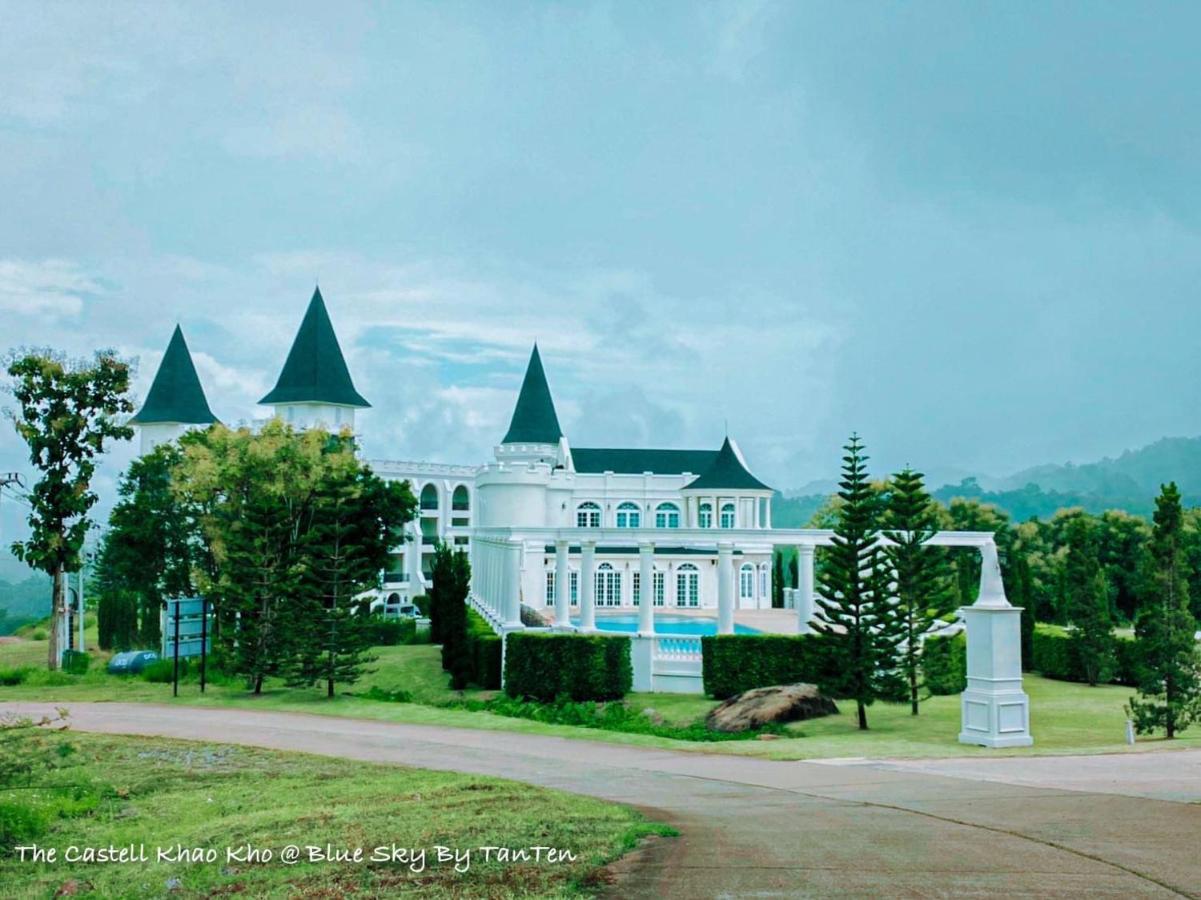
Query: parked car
107 650 159 675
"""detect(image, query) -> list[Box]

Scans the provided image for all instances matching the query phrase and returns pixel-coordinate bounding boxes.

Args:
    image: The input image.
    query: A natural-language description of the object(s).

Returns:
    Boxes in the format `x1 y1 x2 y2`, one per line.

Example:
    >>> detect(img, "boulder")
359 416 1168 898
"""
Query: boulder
705 684 838 733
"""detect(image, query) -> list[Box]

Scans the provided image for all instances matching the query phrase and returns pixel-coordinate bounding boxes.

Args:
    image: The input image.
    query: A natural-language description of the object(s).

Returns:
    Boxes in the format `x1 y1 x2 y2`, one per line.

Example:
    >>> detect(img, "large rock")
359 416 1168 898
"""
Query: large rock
705 684 838 733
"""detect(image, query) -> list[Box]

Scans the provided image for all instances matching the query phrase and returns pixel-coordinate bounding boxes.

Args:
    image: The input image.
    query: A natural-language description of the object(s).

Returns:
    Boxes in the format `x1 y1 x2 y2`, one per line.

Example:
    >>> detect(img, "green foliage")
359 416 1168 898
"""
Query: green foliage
1062 517 1116 685
504 633 632 702
5 349 135 670
0 668 30 686
883 467 957 714
813 435 904 728
771 551 786 608
141 658 184 683
1031 626 1137 685
60 650 89 675
362 616 418 647
430 543 474 689
920 634 966 695
0 801 47 851
411 594 430 616
701 634 824 699
0 710 77 851
1128 483 1201 738
466 611 501 690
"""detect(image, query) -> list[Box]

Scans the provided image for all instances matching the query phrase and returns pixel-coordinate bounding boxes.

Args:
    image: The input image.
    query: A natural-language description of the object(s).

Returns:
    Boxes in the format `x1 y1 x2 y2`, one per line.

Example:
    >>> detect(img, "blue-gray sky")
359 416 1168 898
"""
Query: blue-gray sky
2 1 1201 536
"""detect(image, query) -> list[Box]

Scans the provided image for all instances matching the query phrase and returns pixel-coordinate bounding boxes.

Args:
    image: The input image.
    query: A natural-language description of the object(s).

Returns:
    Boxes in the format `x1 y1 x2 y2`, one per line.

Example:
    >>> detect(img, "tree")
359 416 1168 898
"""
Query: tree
813 435 904 730
1063 516 1116 686
4 350 134 669
882 468 955 715
1127 483 1201 738
771 550 785 609
432 542 473 689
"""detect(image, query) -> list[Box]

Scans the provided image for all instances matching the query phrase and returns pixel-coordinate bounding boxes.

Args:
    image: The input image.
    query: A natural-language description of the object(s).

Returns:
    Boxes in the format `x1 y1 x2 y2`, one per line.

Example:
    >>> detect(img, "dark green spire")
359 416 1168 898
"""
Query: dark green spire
685 437 772 492
259 287 370 408
130 325 219 425
502 344 562 444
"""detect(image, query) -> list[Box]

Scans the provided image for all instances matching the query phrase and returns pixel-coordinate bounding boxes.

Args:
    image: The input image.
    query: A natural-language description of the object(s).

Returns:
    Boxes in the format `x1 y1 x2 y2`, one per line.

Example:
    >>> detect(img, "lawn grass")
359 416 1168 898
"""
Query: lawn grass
1 731 671 898
3 635 1198 761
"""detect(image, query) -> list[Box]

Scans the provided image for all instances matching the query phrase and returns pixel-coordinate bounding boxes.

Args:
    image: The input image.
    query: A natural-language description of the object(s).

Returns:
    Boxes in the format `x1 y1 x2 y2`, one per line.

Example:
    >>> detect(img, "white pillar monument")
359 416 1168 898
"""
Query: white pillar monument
717 542 734 634
554 539 571 629
958 541 1033 747
638 542 655 635
579 540 597 632
796 544 815 634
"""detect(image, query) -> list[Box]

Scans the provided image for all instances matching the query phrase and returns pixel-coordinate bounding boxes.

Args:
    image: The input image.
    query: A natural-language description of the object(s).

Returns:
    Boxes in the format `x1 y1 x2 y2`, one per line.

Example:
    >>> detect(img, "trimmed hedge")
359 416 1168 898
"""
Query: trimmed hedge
504 632 632 702
363 616 427 647
921 633 966 695
701 634 824 700
1031 626 1137 686
61 650 90 675
465 610 501 690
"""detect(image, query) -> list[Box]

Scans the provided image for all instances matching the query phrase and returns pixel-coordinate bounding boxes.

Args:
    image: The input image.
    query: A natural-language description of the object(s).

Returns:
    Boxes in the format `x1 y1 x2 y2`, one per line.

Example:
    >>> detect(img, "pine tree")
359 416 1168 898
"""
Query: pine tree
813 435 904 730
772 551 785 609
1063 517 1116 686
882 467 955 715
433 542 473 689
1128 483 1201 738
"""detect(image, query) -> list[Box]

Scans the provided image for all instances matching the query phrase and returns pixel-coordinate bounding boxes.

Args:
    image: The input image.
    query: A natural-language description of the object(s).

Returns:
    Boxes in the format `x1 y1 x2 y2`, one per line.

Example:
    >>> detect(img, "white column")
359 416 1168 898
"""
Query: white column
797 545 815 633
554 539 571 628
717 542 734 634
504 541 523 628
959 541 1032 747
579 541 597 631
638 542 655 636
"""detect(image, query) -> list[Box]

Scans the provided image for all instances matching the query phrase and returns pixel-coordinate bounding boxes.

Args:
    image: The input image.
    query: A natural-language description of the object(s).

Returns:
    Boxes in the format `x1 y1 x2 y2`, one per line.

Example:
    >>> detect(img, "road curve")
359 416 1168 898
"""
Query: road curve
3 701 1199 898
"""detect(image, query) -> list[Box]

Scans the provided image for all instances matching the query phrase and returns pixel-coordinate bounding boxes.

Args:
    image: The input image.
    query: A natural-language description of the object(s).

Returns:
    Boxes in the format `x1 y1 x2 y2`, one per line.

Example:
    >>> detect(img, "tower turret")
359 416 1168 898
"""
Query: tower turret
130 325 219 454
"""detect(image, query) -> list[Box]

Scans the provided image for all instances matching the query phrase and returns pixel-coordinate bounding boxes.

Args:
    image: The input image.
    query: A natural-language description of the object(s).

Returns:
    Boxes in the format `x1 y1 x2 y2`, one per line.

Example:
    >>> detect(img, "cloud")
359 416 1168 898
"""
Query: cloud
0 259 99 319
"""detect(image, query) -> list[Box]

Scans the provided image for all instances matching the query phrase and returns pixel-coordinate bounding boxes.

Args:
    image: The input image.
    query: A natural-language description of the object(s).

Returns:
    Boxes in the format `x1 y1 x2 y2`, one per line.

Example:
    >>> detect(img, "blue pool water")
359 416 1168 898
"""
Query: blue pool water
571 615 760 636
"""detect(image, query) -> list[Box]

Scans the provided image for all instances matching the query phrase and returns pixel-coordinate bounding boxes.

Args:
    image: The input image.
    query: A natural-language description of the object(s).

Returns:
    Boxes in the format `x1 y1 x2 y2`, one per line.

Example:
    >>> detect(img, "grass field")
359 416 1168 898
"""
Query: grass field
0 730 668 898
3 633 1198 761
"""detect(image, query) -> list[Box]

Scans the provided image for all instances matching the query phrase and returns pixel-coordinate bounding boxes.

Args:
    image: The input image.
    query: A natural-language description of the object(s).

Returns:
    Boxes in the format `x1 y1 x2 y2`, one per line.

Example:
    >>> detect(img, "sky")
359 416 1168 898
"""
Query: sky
2 1 1201 546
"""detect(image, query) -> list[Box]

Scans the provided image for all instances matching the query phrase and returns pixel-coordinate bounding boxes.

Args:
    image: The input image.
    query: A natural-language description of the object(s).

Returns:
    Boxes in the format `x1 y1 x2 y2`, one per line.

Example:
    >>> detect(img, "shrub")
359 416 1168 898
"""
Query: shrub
504 632 632 702
141 658 189 683
61 650 90 675
0 802 47 851
363 616 413 647
464 610 501 689
1031 625 1137 686
921 633 967 695
0 668 29 686
701 635 825 700
412 595 430 616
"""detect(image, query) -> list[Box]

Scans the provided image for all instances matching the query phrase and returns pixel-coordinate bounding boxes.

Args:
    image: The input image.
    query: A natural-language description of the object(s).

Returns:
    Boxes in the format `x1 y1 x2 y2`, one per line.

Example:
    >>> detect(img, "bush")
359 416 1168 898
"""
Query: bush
61 650 90 675
700 635 825 700
0 802 47 851
921 633 967 695
465 610 501 689
412 595 430 616
141 658 189 683
363 616 415 647
504 632 632 702
1031 625 1137 686
0 667 30 686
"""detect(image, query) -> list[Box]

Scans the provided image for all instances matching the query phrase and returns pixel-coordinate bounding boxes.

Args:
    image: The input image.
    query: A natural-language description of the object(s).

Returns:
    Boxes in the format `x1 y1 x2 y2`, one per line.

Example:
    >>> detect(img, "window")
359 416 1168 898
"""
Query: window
720 503 736 529
616 502 641 528
740 564 755 601
545 571 555 606
632 571 640 605
655 502 680 529
636 570 666 607
595 563 622 607
570 571 579 606
452 485 470 511
698 503 713 529
420 483 439 511
760 565 768 599
576 502 601 528
653 571 665 606
676 564 699 607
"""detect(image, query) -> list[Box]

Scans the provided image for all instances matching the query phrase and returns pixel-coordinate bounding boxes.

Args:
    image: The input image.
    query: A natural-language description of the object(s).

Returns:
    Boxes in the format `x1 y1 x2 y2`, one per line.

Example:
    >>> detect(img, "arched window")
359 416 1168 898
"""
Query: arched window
740 564 755 601
452 484 470 511
595 563 622 607
655 502 680 529
676 563 700 607
698 502 713 529
616 502 641 528
576 502 601 528
720 502 736 529
420 483 439 511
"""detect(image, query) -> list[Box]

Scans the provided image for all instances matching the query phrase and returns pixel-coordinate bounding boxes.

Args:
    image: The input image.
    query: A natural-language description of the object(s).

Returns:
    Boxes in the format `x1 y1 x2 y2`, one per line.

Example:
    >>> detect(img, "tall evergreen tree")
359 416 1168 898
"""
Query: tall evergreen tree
772 551 785 609
1063 517 1116 686
813 434 903 730
432 542 473 689
882 467 955 715
1128 483 1201 738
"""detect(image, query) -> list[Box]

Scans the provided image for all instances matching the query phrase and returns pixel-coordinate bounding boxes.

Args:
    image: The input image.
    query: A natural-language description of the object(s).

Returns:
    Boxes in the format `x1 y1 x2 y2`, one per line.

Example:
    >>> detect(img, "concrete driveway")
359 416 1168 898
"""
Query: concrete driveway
3 702 1199 898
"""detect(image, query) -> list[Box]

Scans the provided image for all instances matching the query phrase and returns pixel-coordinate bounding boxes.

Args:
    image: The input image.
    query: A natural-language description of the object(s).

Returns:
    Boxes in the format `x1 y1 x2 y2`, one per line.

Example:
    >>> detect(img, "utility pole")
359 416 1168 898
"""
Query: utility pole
0 472 27 546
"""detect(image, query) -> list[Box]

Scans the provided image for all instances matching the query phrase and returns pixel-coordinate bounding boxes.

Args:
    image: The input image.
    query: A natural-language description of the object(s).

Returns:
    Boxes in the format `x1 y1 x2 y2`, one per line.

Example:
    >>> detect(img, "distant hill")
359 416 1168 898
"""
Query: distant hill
0 572 51 635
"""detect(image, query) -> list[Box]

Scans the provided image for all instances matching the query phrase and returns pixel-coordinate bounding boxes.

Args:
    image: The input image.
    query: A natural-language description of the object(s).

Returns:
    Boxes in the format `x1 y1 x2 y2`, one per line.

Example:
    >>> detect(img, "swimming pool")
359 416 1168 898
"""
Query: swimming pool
571 614 760 636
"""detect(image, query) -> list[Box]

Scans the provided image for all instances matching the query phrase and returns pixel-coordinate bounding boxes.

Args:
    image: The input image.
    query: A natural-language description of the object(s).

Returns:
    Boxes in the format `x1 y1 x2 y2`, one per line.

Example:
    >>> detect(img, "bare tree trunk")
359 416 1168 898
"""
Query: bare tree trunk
48 565 63 670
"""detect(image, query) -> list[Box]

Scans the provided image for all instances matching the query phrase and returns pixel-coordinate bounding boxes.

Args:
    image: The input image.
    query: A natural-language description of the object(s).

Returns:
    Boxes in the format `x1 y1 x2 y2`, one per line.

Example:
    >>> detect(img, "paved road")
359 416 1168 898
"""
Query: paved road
4 702 1200 898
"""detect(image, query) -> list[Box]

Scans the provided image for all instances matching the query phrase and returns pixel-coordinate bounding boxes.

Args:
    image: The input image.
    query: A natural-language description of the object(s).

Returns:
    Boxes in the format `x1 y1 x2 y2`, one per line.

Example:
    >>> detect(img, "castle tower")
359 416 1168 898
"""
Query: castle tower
495 344 565 466
259 287 370 431
129 325 219 454
680 436 774 529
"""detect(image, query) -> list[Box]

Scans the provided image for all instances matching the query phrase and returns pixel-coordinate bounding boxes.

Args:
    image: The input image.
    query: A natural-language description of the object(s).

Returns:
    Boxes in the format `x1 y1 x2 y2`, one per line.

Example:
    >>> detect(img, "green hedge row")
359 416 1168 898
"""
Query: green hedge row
700 635 824 700
1030 626 1137 686
466 610 502 690
503 632 631 702
60 650 90 675
921 634 966 695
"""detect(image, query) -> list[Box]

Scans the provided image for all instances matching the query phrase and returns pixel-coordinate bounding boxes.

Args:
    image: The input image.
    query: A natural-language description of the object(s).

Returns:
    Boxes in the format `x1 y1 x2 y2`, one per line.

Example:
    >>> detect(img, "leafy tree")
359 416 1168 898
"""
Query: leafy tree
882 468 955 715
1062 516 1116 686
813 435 903 730
4 350 134 669
941 498 1013 608
1127 483 1201 738
1097 510 1151 623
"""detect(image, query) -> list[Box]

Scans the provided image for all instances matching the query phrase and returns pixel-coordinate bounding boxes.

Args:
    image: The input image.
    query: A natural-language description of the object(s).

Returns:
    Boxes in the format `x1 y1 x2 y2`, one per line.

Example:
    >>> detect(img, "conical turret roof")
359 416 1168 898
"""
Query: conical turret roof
130 325 219 425
502 344 562 444
684 437 772 492
259 287 370 408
